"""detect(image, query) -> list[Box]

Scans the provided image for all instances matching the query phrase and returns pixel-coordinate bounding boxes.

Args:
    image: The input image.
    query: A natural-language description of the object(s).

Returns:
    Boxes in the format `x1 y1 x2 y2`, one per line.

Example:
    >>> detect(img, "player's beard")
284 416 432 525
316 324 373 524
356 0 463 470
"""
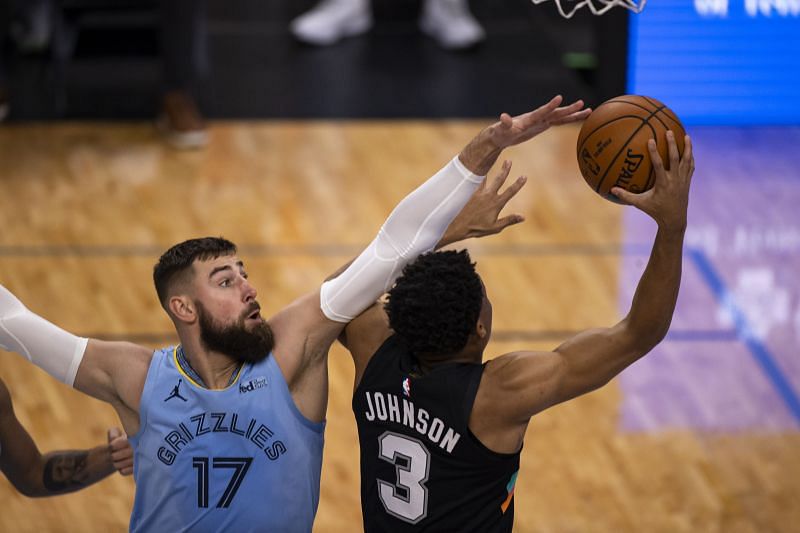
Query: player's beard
196 301 274 364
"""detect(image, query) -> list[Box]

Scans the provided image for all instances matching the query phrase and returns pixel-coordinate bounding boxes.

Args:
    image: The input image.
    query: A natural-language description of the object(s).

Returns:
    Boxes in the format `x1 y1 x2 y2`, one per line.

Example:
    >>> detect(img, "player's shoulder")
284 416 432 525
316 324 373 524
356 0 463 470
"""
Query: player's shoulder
482 349 564 390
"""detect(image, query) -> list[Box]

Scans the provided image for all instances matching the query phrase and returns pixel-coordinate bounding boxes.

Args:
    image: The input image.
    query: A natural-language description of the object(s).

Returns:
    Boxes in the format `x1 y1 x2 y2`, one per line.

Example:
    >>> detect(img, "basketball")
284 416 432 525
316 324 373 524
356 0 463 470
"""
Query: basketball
576 95 686 202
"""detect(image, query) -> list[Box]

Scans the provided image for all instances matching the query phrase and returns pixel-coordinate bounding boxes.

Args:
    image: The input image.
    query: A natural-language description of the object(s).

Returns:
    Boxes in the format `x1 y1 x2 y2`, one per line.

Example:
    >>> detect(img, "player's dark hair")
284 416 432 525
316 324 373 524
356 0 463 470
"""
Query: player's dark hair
153 237 237 308
385 250 483 358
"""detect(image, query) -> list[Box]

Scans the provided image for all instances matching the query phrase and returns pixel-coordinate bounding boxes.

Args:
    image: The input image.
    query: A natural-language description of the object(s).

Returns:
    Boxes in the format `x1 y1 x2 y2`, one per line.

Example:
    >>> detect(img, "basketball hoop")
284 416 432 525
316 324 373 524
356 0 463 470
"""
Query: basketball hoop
531 0 647 18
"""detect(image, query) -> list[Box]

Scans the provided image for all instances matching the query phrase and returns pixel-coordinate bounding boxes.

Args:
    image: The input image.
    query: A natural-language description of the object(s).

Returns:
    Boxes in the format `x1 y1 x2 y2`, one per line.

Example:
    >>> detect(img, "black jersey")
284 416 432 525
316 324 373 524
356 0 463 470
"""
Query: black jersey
353 335 521 532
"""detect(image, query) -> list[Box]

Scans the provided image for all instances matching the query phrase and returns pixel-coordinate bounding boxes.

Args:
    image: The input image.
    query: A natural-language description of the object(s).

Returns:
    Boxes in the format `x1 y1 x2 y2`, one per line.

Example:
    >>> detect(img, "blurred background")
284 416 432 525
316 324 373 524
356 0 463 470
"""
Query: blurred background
1 0 798 531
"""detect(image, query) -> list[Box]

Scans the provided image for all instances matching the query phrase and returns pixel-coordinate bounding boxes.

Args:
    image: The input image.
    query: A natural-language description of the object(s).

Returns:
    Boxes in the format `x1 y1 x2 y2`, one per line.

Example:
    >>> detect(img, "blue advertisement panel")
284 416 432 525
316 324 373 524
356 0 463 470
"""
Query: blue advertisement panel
628 0 800 125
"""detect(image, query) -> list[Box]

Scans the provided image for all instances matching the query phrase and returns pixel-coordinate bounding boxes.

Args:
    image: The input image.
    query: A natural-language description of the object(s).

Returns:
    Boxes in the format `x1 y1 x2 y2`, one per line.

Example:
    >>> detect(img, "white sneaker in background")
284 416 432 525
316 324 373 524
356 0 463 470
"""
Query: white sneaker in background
291 0 373 46
419 0 486 50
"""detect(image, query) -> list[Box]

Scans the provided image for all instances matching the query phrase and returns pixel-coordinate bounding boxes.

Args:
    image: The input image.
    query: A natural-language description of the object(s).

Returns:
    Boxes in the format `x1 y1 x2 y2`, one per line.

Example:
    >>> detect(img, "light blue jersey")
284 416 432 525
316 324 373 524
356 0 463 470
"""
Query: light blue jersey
129 347 325 532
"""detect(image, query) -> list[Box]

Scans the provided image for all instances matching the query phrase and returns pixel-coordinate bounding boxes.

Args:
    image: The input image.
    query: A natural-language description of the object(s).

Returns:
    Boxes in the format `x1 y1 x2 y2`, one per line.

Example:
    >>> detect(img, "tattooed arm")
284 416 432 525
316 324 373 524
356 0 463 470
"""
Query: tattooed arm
0 379 129 497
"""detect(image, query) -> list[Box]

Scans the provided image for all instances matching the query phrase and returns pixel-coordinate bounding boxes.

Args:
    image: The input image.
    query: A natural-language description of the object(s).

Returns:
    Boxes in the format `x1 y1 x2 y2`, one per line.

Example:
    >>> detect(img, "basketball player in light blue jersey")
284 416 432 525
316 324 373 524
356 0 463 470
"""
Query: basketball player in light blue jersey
0 96 590 531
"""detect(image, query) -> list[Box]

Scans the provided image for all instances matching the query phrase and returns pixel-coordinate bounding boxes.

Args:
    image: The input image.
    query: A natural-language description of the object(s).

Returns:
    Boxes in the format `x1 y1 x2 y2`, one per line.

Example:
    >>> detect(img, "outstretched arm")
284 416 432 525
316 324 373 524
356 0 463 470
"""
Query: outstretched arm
0 285 152 437
486 132 694 424
320 95 589 324
0 381 133 497
269 96 588 420
0 286 151 419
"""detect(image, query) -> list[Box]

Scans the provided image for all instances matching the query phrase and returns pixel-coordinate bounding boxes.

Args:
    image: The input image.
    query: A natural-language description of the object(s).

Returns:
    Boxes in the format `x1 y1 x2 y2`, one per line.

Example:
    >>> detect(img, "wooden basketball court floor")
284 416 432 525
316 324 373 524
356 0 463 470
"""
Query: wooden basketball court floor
0 120 798 532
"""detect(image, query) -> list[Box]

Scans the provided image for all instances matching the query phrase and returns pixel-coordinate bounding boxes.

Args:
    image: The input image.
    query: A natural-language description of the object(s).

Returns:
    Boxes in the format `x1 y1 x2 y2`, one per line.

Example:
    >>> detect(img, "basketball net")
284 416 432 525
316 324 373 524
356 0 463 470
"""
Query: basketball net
531 0 647 18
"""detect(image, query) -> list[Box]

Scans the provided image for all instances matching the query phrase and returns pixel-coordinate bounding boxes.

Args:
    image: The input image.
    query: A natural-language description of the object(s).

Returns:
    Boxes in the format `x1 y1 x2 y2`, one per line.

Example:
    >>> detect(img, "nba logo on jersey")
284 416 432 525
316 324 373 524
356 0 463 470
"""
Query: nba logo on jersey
402 377 411 398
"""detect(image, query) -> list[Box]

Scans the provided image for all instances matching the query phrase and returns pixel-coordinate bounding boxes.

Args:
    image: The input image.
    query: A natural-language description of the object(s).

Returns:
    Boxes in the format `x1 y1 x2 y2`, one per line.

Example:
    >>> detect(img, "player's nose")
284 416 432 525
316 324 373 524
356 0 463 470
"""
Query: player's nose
242 279 257 302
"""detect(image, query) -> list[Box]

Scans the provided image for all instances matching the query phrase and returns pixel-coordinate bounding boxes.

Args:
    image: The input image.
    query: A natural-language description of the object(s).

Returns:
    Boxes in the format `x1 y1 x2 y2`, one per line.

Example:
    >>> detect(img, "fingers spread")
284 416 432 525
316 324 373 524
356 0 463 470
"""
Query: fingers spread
553 107 592 125
500 175 527 202
496 214 525 230
542 95 563 112
489 160 512 193
527 95 563 122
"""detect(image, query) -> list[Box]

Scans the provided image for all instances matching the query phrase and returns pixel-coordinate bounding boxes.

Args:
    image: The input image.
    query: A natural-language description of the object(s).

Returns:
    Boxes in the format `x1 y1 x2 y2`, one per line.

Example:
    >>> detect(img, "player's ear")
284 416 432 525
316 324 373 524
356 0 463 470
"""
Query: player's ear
475 320 488 339
169 295 196 324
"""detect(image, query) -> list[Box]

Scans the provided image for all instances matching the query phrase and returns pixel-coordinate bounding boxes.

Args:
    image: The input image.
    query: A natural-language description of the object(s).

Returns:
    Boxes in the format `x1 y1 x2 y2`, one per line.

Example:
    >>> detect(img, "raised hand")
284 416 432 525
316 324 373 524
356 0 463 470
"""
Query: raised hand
439 160 527 247
108 427 134 476
487 95 591 149
612 131 695 231
460 95 591 176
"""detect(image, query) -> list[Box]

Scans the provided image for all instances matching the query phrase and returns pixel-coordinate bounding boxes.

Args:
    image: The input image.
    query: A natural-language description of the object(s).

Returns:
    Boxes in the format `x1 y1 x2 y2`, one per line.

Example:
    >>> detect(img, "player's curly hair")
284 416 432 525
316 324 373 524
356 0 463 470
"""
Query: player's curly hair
385 250 483 357
153 237 237 308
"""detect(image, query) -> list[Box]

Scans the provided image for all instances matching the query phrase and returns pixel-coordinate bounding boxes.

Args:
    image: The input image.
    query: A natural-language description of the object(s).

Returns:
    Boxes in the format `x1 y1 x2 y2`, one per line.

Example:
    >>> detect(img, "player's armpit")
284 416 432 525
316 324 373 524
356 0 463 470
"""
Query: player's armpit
75 340 152 411
268 291 345 382
480 349 567 425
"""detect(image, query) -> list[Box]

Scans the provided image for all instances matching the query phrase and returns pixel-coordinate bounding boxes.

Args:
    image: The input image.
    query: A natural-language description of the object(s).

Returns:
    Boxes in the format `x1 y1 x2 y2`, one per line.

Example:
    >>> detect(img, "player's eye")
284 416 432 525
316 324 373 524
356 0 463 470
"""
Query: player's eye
219 278 231 287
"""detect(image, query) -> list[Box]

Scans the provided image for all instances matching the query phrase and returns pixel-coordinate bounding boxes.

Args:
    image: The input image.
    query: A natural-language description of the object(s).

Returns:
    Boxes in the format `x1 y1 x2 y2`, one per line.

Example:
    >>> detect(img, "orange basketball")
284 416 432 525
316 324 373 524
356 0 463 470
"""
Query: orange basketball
576 95 686 202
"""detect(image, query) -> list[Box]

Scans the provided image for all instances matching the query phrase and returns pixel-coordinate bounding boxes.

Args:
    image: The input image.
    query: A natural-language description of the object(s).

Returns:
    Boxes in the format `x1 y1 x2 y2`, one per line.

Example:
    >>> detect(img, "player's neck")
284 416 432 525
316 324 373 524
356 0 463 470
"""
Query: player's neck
179 339 242 389
416 347 483 374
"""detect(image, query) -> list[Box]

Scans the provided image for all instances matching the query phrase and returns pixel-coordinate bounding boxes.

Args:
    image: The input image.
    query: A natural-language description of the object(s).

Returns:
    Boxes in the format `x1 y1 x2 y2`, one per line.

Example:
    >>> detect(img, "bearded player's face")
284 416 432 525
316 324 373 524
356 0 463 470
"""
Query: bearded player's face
191 255 273 362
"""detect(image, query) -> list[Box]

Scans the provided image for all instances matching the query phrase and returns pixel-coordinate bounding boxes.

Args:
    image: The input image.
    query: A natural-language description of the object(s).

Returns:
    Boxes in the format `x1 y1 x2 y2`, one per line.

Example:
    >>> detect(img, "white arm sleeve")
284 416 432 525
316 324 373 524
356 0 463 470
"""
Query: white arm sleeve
0 284 88 387
320 155 484 322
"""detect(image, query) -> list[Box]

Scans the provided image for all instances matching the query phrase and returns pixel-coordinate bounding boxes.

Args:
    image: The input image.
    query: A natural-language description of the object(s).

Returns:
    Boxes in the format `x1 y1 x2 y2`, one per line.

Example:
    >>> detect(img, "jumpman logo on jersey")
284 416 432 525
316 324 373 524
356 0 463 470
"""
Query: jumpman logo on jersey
164 379 188 402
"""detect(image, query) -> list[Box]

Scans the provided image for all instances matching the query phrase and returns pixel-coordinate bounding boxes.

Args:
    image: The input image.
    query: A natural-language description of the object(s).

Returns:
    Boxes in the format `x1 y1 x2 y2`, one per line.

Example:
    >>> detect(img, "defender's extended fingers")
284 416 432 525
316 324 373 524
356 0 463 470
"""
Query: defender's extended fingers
540 94 564 112
552 99 586 118
526 95 564 121
499 175 527 203
552 107 592 125
488 160 512 193
494 214 526 232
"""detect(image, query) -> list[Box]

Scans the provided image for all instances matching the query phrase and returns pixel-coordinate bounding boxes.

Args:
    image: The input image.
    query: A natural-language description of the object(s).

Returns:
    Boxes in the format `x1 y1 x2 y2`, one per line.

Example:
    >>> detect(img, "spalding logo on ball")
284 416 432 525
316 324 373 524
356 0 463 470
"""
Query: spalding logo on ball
576 95 686 203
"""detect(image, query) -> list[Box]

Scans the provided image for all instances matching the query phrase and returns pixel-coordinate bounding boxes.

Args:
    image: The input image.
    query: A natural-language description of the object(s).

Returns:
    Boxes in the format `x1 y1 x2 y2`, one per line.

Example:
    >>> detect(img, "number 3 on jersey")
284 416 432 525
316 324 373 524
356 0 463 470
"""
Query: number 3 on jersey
377 432 431 524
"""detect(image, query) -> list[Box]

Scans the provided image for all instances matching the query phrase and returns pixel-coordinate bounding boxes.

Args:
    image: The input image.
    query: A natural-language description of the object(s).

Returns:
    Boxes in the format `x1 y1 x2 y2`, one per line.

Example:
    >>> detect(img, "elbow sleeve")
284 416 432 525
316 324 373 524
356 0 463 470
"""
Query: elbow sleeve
0 285 88 387
320 156 484 322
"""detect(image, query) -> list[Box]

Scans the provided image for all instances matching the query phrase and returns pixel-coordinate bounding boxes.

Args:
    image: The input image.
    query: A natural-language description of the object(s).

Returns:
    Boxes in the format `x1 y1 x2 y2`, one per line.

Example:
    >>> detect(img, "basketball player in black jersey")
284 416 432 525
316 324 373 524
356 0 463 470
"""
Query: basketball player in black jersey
341 131 694 531
0 377 133 496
